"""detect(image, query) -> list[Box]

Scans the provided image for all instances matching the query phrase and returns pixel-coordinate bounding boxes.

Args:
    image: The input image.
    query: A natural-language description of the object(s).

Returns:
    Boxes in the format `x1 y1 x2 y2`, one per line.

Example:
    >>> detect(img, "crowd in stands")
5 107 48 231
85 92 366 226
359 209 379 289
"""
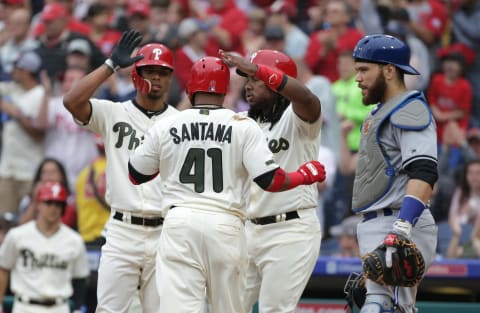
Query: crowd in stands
0 0 479 278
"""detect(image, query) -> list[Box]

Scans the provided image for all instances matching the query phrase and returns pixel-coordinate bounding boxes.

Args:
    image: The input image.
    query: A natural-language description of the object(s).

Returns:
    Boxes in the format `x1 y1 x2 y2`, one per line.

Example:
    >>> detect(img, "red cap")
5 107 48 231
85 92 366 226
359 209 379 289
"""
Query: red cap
127 0 151 18
4 0 25 5
437 43 475 67
268 0 297 18
36 182 68 203
41 3 69 22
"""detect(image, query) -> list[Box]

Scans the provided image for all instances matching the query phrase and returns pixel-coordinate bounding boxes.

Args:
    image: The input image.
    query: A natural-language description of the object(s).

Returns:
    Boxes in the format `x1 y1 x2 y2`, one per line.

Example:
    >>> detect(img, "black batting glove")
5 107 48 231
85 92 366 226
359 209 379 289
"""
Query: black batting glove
108 30 144 70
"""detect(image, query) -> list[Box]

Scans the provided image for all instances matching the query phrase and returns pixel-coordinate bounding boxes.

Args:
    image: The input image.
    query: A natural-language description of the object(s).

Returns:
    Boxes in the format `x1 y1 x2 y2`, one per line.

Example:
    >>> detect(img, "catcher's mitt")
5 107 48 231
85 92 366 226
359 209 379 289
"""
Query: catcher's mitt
362 232 425 287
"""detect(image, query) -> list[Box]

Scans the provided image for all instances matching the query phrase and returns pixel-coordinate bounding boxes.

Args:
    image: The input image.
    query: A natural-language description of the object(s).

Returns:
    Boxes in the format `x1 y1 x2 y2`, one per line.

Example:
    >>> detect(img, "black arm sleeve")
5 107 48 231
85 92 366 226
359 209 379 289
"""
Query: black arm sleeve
128 161 158 185
253 168 277 190
403 159 438 188
71 278 88 310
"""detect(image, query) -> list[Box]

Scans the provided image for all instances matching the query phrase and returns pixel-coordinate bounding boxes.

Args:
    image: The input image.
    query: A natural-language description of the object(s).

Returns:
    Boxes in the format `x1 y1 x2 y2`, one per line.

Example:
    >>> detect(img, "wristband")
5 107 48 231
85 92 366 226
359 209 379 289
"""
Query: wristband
398 195 426 225
104 58 119 73
266 168 286 192
255 64 288 92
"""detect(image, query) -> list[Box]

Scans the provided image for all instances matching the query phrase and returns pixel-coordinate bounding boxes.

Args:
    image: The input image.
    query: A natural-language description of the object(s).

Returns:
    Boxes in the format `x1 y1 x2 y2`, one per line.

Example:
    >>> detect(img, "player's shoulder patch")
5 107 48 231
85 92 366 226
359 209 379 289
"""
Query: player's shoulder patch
233 112 252 121
390 98 431 131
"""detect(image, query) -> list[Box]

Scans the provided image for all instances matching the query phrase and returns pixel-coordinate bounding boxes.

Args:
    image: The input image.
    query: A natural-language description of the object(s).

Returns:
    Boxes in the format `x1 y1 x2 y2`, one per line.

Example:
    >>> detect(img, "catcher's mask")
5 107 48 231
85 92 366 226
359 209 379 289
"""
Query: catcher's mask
344 272 366 312
186 56 230 104
131 43 174 94
236 49 297 78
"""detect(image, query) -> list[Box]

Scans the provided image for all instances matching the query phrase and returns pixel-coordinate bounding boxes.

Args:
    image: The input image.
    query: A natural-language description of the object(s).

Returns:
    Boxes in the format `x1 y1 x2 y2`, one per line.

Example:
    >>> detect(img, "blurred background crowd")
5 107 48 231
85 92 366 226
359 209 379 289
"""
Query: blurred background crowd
0 0 479 267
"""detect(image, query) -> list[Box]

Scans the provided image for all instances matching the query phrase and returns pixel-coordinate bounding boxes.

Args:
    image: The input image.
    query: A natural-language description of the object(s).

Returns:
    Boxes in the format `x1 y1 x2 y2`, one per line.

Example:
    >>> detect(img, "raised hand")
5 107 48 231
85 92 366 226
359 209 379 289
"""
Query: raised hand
218 49 257 77
297 161 326 184
109 30 144 69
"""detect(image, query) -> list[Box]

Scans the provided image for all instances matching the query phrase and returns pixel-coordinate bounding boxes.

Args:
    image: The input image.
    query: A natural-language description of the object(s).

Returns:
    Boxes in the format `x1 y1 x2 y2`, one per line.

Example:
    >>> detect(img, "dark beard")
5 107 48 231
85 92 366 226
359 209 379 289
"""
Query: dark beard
147 93 162 100
364 73 387 105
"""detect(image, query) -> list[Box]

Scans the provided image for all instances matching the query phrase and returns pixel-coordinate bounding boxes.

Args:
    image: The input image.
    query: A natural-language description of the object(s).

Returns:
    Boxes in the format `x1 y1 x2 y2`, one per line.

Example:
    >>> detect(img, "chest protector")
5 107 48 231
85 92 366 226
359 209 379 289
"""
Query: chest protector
352 91 431 212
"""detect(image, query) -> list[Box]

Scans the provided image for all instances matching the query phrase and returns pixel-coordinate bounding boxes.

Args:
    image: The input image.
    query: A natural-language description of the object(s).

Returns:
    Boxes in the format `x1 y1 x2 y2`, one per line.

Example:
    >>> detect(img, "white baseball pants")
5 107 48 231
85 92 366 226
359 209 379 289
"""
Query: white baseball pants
95 218 161 313
156 207 247 313
244 208 321 313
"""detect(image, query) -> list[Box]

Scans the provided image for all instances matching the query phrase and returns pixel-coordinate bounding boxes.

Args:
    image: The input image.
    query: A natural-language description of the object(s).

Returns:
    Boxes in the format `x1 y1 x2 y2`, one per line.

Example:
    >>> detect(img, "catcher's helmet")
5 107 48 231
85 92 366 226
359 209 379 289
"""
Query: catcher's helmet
36 182 68 203
353 34 419 75
237 49 297 78
131 43 174 94
187 57 229 103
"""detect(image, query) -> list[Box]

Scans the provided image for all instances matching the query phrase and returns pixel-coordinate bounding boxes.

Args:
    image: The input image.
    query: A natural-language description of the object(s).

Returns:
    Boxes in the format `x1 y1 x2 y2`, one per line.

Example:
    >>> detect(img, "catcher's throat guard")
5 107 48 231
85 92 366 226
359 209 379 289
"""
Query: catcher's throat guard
344 272 366 312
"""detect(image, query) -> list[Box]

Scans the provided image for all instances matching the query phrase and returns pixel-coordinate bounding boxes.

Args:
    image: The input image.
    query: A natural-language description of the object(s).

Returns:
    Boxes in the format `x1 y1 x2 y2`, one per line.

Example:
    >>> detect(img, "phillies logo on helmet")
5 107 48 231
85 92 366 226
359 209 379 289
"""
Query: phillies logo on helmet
152 48 163 60
208 80 217 92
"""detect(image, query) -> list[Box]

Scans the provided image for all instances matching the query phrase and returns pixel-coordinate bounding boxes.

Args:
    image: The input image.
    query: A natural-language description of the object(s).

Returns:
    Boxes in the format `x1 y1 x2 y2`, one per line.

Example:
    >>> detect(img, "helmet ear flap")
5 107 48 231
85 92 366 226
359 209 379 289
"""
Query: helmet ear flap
131 68 152 94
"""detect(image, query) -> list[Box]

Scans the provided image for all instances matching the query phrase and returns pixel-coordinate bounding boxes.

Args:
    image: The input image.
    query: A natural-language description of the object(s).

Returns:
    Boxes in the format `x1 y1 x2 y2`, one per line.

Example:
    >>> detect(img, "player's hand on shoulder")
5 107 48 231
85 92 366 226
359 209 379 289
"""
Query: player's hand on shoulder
297 161 326 185
109 30 144 69
219 49 257 77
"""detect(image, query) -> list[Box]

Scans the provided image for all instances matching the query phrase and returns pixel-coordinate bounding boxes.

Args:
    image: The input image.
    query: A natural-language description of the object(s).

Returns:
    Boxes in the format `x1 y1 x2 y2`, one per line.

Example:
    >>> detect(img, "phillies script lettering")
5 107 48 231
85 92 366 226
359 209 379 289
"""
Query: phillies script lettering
20 249 68 269
113 122 143 150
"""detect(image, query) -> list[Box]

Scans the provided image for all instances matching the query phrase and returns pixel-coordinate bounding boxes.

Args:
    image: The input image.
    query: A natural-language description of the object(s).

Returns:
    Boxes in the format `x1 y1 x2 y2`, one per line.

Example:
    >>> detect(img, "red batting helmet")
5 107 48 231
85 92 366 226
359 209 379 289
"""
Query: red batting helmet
186 57 230 103
237 49 297 78
36 182 68 203
131 43 174 94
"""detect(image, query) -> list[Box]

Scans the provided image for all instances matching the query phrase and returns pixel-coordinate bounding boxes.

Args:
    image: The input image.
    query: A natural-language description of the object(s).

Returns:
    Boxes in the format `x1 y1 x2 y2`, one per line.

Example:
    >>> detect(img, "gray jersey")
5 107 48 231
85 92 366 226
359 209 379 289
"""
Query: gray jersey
353 91 438 212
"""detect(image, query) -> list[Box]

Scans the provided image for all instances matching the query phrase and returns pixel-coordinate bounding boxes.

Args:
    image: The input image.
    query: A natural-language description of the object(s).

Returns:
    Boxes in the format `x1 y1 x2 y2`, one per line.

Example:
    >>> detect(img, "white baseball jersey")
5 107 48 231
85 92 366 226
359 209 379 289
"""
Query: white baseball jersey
79 99 178 215
129 106 280 219
245 105 322 217
0 221 89 299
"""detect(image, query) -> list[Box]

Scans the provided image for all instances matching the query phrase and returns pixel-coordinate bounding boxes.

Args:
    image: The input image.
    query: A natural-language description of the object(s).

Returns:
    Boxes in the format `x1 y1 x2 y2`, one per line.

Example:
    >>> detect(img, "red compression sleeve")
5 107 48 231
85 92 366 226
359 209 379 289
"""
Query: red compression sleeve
255 64 288 92
266 168 306 192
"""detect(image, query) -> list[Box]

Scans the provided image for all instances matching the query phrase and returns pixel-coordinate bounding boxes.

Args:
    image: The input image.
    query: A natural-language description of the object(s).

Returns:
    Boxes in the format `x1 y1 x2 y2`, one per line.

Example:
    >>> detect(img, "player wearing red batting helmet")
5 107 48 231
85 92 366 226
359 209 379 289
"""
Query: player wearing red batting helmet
63 30 179 313
186 56 230 103
36 181 68 215
131 43 174 95
219 48 323 313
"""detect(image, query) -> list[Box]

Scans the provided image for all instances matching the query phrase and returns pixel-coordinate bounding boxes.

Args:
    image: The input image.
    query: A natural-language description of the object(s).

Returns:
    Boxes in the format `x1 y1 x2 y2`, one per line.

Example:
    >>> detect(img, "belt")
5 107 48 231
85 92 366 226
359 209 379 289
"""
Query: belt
362 208 394 222
16 296 67 307
113 211 164 227
250 211 300 225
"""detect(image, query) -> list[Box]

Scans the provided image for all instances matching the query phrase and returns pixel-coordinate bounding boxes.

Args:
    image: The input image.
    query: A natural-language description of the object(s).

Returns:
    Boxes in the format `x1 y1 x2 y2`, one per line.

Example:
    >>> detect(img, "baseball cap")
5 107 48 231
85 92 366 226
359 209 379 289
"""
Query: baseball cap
264 26 285 41
67 38 92 56
329 215 362 237
41 3 69 22
178 18 209 40
127 0 151 18
467 128 480 142
3 0 24 5
268 0 297 18
14 51 42 73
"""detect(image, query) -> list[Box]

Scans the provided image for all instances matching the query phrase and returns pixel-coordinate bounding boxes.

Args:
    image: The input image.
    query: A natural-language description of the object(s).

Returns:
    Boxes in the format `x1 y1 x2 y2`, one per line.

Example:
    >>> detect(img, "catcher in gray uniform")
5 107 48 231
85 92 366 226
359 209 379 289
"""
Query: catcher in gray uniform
349 34 438 313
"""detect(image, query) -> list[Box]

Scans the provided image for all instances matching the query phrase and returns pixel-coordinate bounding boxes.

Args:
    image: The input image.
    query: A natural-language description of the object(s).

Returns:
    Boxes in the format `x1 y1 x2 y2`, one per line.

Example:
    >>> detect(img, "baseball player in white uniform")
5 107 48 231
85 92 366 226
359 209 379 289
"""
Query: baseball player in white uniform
63 30 177 313
0 182 89 313
351 34 438 313
128 56 326 313
219 49 323 313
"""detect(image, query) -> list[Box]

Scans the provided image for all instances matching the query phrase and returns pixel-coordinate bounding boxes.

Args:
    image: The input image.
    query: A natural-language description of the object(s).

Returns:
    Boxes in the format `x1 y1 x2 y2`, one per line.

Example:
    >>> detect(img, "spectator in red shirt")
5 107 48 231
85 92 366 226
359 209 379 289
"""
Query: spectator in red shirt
428 47 473 146
304 0 363 82
31 2 90 38
174 18 209 93
197 0 248 57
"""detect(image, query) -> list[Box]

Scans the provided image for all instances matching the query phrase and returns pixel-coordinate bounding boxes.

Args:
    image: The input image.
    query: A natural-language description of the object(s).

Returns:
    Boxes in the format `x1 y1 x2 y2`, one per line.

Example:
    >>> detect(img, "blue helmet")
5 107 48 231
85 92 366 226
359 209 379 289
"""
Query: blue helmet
353 34 419 75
